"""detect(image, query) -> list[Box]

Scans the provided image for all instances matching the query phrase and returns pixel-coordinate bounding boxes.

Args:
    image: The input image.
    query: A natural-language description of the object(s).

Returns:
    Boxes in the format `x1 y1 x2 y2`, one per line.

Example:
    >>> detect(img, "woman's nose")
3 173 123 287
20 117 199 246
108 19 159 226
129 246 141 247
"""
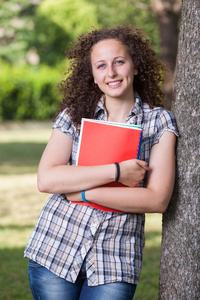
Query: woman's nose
107 65 117 77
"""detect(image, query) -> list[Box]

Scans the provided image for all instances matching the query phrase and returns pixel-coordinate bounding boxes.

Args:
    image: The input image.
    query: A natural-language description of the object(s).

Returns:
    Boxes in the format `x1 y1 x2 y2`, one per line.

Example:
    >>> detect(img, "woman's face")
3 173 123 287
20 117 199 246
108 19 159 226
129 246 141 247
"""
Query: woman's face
91 39 137 102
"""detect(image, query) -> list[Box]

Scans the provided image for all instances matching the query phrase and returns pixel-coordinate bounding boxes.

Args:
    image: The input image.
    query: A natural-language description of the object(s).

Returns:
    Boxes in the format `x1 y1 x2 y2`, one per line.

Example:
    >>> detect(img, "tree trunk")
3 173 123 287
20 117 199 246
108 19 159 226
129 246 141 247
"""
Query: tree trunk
159 0 200 299
150 0 182 110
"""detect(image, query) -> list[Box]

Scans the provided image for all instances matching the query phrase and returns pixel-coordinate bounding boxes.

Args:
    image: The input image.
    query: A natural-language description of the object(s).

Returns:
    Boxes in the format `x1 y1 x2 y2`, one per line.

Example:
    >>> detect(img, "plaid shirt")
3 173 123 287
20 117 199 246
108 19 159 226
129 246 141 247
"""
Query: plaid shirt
24 93 178 286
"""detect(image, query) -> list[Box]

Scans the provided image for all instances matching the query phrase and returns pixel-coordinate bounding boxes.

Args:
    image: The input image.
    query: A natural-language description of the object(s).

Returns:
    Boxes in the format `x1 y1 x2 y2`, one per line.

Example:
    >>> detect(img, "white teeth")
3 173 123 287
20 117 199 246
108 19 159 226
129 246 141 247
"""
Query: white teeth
108 81 121 86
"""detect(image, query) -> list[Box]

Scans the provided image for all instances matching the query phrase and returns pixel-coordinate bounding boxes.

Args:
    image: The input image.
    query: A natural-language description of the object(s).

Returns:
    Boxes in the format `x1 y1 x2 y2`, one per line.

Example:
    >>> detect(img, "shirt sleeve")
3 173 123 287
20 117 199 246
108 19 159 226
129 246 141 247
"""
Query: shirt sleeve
153 109 179 146
52 109 76 141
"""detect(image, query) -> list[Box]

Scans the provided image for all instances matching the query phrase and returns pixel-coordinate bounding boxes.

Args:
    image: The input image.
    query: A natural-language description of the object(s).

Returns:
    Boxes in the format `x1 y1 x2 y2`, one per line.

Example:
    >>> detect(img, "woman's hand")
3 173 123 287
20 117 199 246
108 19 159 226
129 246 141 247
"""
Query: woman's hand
66 159 148 201
119 159 148 187
66 191 82 202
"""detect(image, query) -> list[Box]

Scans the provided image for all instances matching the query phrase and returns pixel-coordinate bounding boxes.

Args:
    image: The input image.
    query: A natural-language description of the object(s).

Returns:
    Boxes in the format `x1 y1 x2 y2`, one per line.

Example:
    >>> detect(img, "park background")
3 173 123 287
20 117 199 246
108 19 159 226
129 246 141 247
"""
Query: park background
0 1 182 299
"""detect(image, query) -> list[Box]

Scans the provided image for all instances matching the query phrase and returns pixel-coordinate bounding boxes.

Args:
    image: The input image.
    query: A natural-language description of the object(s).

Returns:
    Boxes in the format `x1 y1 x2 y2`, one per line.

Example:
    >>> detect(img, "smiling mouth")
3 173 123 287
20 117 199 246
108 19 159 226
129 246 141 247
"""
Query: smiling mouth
107 80 122 87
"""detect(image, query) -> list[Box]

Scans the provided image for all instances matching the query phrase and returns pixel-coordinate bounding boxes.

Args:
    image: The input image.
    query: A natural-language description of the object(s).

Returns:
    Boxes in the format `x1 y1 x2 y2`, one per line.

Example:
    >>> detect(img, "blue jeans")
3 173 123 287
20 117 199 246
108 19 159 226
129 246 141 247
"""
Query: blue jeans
28 260 137 300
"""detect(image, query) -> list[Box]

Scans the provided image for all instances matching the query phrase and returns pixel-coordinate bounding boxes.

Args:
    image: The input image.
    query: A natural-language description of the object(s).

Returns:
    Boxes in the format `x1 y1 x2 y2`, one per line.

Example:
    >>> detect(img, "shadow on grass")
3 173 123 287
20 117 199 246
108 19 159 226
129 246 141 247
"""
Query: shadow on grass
0 224 35 231
0 247 33 300
134 231 161 300
0 142 47 175
145 230 162 243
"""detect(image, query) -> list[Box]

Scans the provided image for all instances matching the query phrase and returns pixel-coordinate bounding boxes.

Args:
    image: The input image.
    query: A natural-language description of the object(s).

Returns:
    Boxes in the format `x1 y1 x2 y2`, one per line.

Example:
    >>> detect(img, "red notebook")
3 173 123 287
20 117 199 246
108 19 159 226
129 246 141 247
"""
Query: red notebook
73 119 142 212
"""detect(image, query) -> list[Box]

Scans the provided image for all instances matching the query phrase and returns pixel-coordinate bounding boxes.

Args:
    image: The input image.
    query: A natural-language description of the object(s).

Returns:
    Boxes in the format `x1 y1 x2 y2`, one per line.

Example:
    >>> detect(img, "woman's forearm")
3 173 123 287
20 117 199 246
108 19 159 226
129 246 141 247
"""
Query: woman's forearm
38 158 147 195
85 186 169 214
37 164 115 194
37 129 148 195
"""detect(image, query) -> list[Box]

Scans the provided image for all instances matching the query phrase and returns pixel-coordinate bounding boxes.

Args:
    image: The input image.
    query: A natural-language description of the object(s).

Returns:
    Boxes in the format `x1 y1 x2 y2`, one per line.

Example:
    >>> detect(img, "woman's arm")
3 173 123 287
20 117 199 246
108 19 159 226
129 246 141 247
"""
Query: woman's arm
67 131 176 213
37 128 148 194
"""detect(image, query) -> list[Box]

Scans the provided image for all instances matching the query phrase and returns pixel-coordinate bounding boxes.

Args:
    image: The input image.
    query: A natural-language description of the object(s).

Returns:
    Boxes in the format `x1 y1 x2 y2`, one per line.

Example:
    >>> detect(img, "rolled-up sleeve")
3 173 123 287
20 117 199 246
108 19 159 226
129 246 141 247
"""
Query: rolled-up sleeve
52 110 75 141
152 109 179 146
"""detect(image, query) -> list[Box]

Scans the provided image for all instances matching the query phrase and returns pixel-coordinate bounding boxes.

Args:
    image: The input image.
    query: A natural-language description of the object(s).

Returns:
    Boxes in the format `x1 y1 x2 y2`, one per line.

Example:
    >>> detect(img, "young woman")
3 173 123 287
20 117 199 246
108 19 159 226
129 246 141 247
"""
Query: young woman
25 25 178 300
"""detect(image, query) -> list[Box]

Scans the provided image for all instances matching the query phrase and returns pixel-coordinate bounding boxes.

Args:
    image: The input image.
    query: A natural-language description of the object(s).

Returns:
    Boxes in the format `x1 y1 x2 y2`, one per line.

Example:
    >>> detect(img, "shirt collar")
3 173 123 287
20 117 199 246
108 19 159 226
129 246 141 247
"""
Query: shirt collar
128 92 143 117
94 95 107 118
94 92 143 119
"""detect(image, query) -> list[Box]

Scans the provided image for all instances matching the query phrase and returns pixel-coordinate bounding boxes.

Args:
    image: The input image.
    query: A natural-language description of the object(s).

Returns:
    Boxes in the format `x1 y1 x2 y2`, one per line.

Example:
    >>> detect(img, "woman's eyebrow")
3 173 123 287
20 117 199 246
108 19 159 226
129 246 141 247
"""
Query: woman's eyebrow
94 60 105 65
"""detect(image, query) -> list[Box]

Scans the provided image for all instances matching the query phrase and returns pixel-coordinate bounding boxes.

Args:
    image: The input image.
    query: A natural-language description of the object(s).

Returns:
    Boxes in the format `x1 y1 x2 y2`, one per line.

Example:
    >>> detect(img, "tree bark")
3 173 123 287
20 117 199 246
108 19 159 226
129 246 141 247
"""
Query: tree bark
159 0 200 299
150 0 182 110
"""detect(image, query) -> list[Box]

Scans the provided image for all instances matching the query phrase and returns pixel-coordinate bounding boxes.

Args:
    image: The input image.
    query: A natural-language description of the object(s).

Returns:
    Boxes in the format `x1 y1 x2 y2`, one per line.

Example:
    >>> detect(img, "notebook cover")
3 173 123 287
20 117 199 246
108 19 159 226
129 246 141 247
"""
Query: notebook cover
72 119 142 212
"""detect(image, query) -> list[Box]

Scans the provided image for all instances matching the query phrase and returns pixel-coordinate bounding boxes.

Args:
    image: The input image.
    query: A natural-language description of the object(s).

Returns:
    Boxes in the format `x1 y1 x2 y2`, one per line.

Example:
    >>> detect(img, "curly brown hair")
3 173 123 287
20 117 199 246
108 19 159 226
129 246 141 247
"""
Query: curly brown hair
56 25 165 125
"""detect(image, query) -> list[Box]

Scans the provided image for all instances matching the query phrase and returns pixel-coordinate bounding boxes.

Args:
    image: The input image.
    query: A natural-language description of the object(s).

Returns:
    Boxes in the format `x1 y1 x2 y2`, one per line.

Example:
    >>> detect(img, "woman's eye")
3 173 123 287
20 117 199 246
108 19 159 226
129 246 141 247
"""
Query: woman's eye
97 64 106 69
115 60 124 65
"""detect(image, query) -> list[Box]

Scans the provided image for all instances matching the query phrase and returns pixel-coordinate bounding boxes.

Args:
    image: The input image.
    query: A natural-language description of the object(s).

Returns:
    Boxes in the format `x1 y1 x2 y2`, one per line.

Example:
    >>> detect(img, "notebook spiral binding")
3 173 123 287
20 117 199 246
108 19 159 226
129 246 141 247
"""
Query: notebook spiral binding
136 131 143 159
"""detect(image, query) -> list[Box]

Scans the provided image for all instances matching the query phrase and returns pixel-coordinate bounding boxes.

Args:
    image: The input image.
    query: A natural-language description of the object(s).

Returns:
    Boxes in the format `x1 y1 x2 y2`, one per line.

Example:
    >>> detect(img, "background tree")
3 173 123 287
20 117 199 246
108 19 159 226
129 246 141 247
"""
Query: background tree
34 0 99 66
150 0 182 109
89 0 160 54
0 0 39 65
159 0 200 299
0 0 99 66
120 0 181 108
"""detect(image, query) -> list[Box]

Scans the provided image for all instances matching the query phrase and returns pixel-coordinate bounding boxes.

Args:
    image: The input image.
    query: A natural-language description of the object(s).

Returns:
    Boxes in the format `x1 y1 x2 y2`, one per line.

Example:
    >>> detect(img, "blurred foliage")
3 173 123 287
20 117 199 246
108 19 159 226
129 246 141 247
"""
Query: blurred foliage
0 61 61 121
0 0 99 66
88 0 160 54
33 0 99 66
0 0 159 120
0 0 38 65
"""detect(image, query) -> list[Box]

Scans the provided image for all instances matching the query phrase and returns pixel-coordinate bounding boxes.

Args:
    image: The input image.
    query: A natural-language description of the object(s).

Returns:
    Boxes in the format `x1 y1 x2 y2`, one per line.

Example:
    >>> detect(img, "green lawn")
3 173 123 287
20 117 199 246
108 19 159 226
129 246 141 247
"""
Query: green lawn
0 121 162 300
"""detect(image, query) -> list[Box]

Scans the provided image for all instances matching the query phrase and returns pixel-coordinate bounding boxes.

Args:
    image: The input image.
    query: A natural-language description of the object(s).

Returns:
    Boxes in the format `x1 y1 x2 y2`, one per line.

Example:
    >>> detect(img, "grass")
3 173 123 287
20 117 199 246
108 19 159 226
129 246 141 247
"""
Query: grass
0 121 162 300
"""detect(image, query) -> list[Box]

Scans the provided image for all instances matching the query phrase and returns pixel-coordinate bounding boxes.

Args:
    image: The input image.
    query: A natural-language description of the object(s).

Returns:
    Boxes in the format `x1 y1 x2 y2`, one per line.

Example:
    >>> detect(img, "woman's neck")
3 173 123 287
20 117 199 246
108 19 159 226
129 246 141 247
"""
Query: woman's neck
105 95 135 123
